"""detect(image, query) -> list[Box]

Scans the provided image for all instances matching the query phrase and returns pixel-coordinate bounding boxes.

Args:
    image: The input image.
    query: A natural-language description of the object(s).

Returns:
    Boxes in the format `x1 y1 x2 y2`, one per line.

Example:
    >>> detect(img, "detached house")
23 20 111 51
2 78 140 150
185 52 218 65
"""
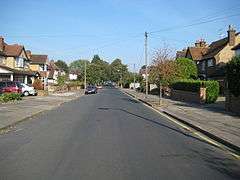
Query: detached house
28 52 49 88
48 60 65 84
0 36 36 84
177 25 240 94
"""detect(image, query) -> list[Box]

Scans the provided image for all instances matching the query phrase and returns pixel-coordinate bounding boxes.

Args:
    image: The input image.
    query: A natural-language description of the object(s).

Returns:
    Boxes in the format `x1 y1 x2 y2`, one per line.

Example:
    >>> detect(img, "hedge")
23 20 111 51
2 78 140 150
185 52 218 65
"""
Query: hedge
171 79 219 103
226 56 240 97
0 93 22 103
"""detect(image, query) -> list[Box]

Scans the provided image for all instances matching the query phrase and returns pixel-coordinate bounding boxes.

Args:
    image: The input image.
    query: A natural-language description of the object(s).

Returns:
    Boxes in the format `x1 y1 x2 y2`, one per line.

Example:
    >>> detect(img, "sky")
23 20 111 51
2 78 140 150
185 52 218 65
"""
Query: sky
1 0 240 71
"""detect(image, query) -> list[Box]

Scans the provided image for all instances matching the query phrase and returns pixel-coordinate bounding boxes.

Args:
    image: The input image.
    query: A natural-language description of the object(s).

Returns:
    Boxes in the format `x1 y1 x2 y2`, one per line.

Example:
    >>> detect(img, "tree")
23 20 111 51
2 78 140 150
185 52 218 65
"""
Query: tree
109 58 128 83
226 55 240 97
149 47 179 86
91 54 102 64
176 58 197 79
69 60 90 81
55 60 69 73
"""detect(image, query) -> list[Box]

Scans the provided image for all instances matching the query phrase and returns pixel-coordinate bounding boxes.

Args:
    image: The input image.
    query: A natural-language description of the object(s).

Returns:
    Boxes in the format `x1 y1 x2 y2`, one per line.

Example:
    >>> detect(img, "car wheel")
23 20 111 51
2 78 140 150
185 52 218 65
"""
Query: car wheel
23 91 29 96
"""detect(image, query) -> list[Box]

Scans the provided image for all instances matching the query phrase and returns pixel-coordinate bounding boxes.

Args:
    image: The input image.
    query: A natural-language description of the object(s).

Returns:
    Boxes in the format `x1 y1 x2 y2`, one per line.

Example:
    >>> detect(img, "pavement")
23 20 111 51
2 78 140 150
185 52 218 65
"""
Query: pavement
123 89 240 152
0 90 84 131
0 87 240 180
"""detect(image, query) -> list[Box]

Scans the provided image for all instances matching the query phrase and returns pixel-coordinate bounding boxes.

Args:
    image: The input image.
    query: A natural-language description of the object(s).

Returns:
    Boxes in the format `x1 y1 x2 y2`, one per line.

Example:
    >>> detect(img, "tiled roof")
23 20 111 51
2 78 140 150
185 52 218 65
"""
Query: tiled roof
30 54 48 64
202 32 240 60
187 47 209 61
4 44 24 57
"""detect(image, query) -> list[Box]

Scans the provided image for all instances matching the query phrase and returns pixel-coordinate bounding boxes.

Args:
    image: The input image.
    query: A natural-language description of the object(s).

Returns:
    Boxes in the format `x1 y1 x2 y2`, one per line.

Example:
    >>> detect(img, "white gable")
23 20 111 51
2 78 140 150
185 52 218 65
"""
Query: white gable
0 67 13 74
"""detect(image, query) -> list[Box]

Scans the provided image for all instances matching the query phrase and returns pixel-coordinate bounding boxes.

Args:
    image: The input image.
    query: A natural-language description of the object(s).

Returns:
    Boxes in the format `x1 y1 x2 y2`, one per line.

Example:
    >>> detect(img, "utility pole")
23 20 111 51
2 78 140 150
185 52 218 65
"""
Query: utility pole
84 60 87 89
144 31 148 96
133 63 136 90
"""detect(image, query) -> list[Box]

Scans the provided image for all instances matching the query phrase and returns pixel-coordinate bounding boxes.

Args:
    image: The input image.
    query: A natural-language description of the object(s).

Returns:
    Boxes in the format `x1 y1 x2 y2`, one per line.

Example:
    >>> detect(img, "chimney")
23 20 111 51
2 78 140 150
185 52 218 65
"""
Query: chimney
199 39 207 47
228 25 236 46
26 50 31 59
0 36 4 52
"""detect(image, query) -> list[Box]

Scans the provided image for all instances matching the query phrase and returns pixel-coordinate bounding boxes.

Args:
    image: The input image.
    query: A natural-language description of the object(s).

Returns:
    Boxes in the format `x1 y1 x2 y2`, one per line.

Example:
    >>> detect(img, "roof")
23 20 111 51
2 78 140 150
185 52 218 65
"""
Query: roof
3 44 24 57
176 49 187 59
232 43 240 50
187 47 208 61
202 32 240 60
0 64 36 76
30 54 48 64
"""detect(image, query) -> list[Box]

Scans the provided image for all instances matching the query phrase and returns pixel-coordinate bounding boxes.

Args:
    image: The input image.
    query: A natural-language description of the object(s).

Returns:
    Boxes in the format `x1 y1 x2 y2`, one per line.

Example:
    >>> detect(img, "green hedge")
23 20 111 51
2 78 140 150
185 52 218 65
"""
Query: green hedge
0 93 22 103
226 56 240 97
171 79 219 103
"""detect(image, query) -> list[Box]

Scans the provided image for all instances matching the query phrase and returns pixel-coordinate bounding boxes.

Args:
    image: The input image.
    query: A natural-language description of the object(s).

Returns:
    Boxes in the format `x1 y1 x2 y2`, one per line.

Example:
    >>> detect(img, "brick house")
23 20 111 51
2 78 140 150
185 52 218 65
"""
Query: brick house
0 36 36 84
48 60 65 84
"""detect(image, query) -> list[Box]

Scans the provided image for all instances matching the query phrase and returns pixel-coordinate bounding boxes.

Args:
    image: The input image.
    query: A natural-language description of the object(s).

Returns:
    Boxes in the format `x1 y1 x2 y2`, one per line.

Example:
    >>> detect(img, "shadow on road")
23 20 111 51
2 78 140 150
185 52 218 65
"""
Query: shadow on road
98 107 240 179
98 107 217 147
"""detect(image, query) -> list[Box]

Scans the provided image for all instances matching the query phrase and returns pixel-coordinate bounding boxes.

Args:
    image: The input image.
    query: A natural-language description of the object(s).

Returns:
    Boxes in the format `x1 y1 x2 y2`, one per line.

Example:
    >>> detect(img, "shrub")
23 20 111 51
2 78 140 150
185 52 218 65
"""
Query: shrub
33 79 43 90
176 58 198 79
0 93 22 103
204 81 219 103
57 75 66 86
171 79 219 103
226 56 240 97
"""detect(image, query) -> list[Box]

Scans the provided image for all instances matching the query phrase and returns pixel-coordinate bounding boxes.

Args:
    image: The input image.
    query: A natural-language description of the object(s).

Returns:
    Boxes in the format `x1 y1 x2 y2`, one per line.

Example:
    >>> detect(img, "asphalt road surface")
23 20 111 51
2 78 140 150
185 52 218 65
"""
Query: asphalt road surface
0 87 240 180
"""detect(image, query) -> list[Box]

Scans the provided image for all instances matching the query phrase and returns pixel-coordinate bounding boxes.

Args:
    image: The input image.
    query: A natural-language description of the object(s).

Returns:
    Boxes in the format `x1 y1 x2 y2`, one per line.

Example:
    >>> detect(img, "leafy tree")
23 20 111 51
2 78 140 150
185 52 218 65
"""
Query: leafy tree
91 54 102 64
109 58 128 83
176 58 197 79
149 48 179 86
69 60 90 81
55 60 69 73
226 55 240 97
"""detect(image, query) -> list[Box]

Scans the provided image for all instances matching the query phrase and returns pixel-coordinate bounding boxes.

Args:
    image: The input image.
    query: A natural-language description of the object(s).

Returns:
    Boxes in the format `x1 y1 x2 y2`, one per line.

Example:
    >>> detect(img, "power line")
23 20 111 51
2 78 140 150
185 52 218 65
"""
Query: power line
149 13 240 34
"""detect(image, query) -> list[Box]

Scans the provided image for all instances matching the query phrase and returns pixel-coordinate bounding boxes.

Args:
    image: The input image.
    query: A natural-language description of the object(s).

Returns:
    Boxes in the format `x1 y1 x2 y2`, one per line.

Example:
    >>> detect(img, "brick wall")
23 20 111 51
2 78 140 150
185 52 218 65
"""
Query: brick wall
171 89 206 104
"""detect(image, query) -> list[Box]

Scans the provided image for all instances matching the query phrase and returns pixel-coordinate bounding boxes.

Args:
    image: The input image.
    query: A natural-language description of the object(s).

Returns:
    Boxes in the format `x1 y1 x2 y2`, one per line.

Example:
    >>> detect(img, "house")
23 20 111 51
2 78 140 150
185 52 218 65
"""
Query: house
232 43 240 56
28 52 49 89
69 69 81 80
176 48 187 59
0 36 36 84
48 60 65 84
176 25 240 94
197 25 240 93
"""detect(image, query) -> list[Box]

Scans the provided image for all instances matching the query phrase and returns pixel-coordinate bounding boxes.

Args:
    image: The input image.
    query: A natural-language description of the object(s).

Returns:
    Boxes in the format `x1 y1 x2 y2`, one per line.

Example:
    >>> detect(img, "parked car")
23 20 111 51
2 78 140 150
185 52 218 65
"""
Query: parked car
20 83 37 96
0 81 22 94
85 85 97 94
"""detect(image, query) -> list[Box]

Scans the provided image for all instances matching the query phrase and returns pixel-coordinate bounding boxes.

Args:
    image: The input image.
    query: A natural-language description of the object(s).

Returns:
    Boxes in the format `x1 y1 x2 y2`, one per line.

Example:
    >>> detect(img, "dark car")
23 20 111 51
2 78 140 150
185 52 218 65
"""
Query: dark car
85 85 97 94
0 81 22 94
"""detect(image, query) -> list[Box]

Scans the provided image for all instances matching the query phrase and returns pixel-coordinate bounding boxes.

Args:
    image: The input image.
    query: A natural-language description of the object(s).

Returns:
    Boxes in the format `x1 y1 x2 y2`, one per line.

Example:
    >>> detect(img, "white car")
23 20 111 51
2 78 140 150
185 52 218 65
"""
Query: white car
21 83 37 96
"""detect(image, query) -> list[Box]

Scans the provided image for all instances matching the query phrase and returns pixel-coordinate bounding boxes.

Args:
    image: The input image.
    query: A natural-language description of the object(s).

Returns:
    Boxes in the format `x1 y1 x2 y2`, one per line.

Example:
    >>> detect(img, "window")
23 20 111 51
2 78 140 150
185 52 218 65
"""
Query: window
201 61 205 71
16 57 24 68
0 56 4 64
207 59 214 67
236 49 240 56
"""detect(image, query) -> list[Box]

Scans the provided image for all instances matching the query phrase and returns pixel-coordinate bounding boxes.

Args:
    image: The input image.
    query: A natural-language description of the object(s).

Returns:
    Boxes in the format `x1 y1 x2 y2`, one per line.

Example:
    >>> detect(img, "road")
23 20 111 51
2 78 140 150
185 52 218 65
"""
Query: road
0 87 239 180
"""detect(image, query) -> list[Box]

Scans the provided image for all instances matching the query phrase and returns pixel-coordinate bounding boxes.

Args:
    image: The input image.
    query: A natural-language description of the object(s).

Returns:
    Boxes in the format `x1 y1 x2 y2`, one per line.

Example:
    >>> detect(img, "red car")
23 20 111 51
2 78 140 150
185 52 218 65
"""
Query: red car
0 81 22 94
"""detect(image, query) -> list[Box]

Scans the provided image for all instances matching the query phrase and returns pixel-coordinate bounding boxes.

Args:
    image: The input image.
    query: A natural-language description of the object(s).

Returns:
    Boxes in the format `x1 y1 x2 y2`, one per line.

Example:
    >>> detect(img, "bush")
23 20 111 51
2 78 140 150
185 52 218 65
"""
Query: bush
171 79 219 103
0 93 22 103
57 75 66 86
204 81 219 103
226 56 240 97
176 58 198 79
33 79 43 90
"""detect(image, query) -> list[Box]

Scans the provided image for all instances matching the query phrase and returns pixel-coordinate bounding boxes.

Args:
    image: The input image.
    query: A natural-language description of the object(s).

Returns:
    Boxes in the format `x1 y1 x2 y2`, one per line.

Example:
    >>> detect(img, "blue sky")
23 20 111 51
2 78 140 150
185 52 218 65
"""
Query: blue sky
1 0 240 71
